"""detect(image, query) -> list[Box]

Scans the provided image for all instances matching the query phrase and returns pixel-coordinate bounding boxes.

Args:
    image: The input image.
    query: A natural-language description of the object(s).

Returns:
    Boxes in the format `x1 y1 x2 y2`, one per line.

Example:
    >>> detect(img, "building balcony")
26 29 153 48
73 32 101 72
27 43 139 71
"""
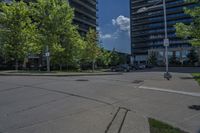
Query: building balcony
132 15 191 27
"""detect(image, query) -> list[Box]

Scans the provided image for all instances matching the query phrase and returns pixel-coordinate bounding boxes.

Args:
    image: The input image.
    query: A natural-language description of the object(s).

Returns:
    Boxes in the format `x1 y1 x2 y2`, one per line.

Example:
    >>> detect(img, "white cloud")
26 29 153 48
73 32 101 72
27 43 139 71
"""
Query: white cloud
100 15 130 41
112 15 130 33
100 34 112 39
96 27 100 31
99 29 118 40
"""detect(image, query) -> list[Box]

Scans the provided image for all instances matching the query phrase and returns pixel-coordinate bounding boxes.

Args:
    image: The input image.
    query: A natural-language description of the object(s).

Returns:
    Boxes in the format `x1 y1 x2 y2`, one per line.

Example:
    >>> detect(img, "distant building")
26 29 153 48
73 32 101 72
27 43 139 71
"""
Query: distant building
130 0 196 65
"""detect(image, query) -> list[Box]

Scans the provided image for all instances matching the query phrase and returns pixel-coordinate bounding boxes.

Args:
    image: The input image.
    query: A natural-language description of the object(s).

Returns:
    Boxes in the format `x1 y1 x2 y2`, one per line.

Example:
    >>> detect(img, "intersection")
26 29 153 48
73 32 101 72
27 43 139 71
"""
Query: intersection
0 71 200 133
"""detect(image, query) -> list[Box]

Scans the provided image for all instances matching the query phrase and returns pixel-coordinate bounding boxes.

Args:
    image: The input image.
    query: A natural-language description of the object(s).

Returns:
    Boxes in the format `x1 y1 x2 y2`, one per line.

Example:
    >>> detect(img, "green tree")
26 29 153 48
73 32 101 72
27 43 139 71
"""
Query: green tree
148 52 157 65
51 43 65 70
109 49 127 66
49 20 85 71
97 49 112 67
169 54 178 65
0 1 40 70
175 0 200 46
83 28 101 72
110 50 120 66
187 48 198 65
62 26 85 70
32 0 83 71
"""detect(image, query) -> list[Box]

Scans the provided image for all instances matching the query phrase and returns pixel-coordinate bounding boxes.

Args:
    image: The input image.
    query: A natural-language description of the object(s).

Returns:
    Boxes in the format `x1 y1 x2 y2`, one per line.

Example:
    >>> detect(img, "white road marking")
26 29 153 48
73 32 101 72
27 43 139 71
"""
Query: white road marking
139 86 200 97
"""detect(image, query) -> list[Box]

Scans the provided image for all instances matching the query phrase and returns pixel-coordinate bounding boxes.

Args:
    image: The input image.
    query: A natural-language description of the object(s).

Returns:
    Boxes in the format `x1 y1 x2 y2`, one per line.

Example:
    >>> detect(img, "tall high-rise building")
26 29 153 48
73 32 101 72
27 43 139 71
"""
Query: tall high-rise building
68 0 97 36
130 0 195 65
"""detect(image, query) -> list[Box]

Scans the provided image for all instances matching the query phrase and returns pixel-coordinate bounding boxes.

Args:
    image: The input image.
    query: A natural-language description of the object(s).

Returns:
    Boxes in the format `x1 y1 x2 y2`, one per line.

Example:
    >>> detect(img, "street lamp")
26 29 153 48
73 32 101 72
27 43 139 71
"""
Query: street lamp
137 0 172 80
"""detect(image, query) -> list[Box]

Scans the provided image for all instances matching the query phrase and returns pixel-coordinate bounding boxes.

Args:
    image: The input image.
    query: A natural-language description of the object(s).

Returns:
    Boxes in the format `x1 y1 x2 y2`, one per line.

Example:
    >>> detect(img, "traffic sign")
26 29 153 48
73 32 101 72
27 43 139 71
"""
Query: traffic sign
45 52 50 57
164 38 169 47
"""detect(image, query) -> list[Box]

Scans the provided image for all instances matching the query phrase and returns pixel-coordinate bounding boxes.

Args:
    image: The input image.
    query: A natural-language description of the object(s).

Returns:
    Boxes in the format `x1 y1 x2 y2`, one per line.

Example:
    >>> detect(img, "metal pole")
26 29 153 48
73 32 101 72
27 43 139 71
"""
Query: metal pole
46 45 50 72
136 1 171 79
163 0 171 80
163 0 168 72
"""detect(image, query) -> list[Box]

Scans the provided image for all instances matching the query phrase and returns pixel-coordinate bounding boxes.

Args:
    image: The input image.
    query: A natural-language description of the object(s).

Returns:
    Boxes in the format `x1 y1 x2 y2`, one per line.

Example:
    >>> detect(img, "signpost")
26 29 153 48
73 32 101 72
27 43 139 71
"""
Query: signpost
137 0 172 80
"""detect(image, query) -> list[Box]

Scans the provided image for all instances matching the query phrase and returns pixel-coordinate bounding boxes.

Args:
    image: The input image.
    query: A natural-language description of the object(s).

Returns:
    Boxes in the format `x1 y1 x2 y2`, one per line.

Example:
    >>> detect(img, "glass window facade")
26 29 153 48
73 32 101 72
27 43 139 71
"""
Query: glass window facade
68 0 97 36
130 0 195 58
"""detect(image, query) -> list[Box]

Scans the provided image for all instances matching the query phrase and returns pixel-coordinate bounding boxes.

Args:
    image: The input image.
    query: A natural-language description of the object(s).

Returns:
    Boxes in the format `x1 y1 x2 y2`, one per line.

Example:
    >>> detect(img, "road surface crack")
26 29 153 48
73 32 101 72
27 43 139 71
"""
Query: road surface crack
25 85 112 106
0 86 22 93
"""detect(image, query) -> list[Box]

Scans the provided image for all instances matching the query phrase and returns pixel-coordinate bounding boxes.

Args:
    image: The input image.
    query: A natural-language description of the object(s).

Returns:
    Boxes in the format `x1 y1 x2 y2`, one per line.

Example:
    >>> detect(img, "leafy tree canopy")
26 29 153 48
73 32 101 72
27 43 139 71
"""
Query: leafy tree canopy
175 0 200 46
82 28 101 71
0 0 40 69
32 0 85 69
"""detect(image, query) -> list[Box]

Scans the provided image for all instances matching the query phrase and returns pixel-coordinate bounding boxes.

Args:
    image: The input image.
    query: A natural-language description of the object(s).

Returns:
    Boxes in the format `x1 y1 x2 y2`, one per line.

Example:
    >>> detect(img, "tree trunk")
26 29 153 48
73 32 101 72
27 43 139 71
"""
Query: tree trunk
47 56 50 72
15 59 19 71
59 64 62 71
66 63 69 72
23 58 27 70
197 47 200 65
4 55 7 64
46 45 50 72
92 60 95 72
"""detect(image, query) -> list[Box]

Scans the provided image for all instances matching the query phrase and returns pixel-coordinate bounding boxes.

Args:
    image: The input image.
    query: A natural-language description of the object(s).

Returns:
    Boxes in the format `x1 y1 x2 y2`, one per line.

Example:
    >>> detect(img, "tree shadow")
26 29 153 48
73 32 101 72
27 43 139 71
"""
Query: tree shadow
188 105 200 111
180 76 200 80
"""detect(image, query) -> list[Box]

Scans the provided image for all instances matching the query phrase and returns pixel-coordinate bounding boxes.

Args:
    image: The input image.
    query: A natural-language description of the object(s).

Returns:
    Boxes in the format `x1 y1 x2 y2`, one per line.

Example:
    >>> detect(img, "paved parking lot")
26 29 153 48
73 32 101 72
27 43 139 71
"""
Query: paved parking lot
0 71 200 133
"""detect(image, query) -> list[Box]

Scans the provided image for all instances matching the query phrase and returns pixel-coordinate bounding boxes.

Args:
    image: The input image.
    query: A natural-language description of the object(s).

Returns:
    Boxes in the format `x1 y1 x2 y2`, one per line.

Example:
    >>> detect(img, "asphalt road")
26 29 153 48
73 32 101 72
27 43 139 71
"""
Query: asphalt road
0 71 200 133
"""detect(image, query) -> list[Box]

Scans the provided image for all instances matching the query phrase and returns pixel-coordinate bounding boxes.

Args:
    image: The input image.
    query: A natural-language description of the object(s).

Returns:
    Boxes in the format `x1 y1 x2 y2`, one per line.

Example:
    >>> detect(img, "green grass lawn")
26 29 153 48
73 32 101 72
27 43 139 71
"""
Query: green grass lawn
192 73 200 85
149 118 188 133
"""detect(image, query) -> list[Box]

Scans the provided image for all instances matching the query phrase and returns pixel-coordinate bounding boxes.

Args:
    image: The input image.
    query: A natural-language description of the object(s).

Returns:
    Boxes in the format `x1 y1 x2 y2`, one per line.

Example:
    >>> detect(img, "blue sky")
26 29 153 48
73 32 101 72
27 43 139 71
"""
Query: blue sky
98 0 131 54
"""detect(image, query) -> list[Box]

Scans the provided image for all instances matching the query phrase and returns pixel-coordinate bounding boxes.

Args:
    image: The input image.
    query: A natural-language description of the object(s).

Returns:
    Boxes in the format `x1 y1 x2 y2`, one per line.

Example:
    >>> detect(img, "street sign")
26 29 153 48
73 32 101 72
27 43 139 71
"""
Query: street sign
164 38 169 47
45 52 50 57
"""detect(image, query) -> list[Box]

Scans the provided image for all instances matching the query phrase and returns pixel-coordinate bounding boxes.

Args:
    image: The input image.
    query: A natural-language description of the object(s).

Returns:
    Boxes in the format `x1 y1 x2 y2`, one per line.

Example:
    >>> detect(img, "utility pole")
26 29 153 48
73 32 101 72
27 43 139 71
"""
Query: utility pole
163 0 172 80
137 0 172 80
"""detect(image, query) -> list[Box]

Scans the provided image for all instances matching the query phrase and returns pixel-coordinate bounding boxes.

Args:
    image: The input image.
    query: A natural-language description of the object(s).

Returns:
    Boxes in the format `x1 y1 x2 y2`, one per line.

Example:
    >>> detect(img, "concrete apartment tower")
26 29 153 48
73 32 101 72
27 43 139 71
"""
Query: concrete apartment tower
130 0 196 65
68 0 97 36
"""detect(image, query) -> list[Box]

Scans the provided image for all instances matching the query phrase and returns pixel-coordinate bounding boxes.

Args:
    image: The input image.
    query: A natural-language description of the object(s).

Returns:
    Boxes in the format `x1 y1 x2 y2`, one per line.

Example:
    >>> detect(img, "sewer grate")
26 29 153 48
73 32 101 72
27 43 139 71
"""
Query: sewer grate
132 80 144 84
75 79 89 82
188 105 200 111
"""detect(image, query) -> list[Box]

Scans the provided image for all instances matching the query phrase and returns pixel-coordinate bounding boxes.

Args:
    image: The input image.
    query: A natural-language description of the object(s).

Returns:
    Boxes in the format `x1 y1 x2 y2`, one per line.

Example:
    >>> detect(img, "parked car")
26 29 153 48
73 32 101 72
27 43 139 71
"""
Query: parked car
145 64 154 68
131 64 146 70
111 64 130 72
129 65 138 71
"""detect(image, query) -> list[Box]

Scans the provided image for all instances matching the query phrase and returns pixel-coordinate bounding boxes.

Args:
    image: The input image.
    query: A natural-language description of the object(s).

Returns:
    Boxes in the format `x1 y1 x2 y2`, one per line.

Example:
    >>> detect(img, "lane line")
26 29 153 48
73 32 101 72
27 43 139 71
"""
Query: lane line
139 86 200 97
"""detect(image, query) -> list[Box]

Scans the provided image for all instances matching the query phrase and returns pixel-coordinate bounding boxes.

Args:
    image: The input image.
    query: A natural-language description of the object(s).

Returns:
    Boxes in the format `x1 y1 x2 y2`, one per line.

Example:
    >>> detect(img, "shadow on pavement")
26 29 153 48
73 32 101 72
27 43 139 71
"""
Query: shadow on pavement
188 105 200 111
131 67 200 73
180 76 200 79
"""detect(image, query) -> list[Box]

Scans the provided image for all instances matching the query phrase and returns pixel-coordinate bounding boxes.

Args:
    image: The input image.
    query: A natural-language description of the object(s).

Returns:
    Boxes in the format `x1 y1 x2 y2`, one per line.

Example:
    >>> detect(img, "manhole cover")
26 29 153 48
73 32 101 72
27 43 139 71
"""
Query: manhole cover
132 80 144 84
76 79 89 82
188 105 200 111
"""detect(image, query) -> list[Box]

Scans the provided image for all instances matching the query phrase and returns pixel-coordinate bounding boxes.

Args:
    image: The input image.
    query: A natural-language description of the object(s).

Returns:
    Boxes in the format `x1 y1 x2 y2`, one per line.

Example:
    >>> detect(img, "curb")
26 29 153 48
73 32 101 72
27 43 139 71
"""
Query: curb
0 72 123 77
